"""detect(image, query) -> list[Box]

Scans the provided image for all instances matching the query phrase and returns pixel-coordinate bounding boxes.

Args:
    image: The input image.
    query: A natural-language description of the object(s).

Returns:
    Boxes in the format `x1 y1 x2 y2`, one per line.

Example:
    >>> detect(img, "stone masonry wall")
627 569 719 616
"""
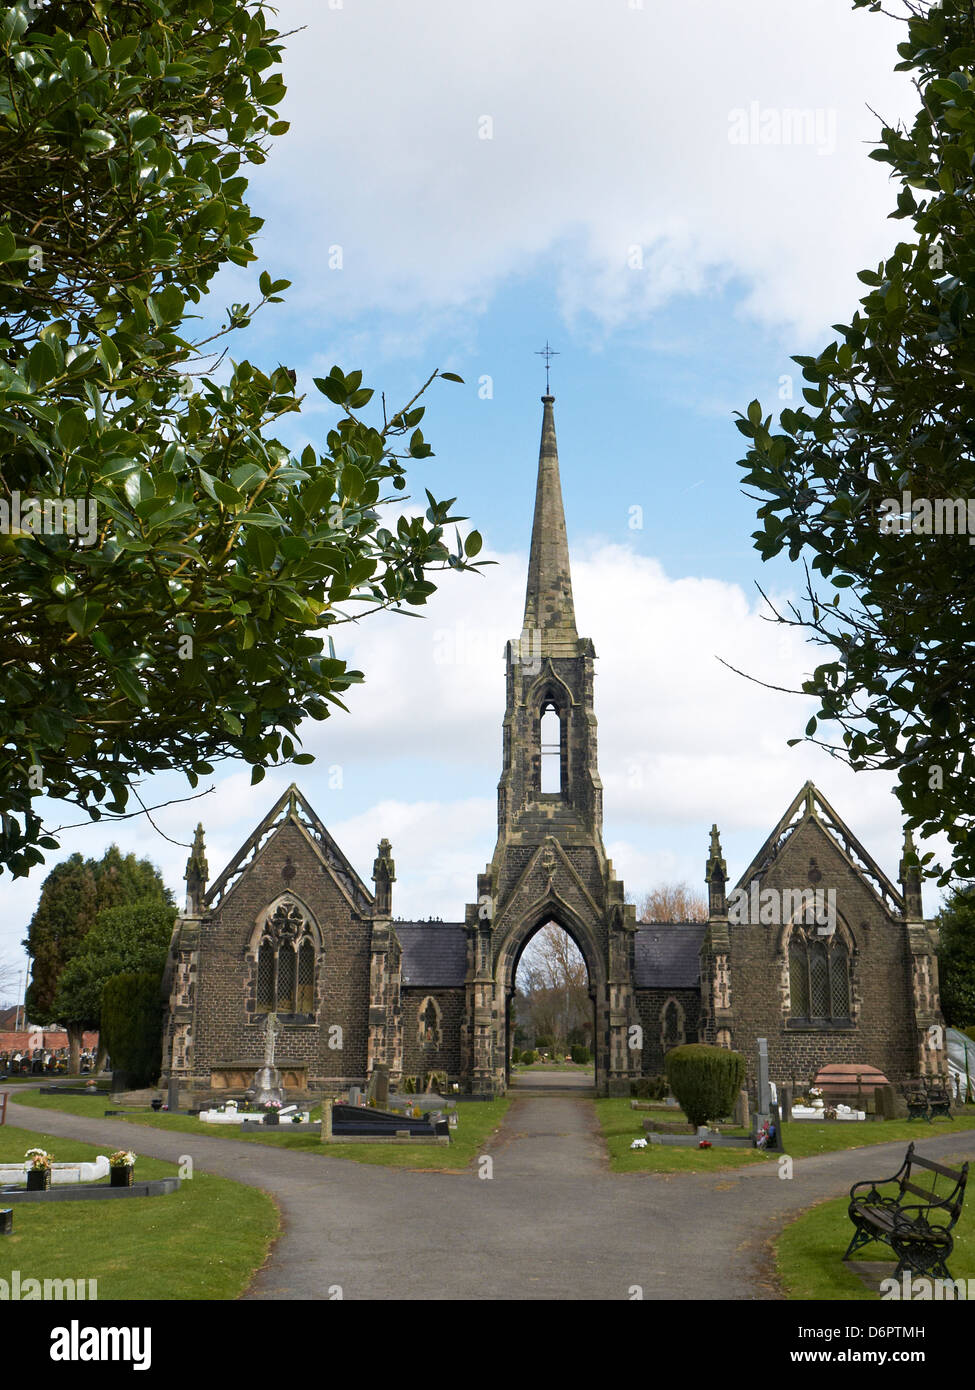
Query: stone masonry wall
727 816 920 1092
400 987 466 1081
634 988 702 1077
190 820 373 1090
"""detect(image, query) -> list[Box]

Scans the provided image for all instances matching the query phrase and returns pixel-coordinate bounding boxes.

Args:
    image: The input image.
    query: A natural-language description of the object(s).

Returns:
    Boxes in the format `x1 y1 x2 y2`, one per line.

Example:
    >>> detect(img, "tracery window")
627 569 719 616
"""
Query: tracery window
256 901 318 1016
788 928 851 1023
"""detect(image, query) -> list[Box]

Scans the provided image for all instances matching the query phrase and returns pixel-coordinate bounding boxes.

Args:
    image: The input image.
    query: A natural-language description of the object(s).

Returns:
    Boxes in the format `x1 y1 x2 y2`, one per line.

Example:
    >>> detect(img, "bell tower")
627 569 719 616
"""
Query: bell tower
495 392 604 855
463 392 638 1095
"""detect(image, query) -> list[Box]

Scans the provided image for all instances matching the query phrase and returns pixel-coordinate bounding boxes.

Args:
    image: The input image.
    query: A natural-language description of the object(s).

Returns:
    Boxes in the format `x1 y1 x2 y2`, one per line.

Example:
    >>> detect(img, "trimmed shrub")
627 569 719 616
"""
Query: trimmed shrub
570 1044 590 1064
100 971 163 1089
521 1049 536 1066
664 1044 746 1127
511 1049 522 1065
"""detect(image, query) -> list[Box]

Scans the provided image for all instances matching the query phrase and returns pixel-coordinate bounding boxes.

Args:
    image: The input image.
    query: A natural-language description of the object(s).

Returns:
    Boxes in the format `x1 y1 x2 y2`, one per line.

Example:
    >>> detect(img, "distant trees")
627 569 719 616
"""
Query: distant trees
516 924 590 1051
936 885 975 1028
52 898 176 1070
637 882 708 923
0 958 20 1010
23 845 171 1069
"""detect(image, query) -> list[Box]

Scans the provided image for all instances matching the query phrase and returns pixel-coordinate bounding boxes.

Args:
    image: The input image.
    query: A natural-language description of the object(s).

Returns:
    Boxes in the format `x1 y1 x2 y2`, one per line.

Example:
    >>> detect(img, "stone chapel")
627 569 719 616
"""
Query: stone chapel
161 395 947 1100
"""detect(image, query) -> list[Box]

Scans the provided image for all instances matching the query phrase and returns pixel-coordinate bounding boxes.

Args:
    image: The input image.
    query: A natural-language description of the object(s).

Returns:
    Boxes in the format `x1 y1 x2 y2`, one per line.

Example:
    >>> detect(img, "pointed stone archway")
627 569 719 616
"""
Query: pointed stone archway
497 899 604 1091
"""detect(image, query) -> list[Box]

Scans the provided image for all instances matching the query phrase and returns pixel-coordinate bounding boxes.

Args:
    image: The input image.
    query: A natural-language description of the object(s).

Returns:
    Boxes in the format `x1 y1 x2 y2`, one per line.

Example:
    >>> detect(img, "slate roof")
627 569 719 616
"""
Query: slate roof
634 923 706 989
392 921 705 989
394 922 468 987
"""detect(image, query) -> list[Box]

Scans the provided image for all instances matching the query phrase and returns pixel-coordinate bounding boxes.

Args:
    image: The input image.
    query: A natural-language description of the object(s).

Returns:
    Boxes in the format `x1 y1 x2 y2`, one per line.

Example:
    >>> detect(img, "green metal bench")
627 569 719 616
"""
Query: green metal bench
843 1142 968 1281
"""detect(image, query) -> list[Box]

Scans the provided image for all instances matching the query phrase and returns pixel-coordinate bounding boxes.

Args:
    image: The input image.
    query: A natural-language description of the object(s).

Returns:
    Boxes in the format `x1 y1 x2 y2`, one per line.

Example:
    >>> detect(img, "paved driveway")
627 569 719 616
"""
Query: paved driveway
6 1093 974 1300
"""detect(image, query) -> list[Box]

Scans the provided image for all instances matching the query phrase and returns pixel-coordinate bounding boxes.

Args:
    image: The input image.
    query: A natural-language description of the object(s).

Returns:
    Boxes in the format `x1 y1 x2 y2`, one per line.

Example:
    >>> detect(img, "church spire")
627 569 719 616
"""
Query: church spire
522 394 579 656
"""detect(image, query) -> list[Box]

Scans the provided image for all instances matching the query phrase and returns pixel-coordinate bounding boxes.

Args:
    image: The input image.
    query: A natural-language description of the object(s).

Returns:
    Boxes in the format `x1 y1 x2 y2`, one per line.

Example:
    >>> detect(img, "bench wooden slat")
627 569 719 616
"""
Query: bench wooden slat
909 1154 967 1182
851 1205 933 1237
902 1180 945 1202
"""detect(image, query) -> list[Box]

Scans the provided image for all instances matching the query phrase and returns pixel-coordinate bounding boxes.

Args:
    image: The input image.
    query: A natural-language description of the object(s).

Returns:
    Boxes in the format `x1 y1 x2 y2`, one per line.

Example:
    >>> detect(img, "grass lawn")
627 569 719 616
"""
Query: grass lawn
596 1099 975 1175
0 1123 278 1299
782 1111 975 1159
0 1074 94 1085
596 1097 770 1173
9 1088 511 1171
511 1061 594 1073
776 1181 975 1299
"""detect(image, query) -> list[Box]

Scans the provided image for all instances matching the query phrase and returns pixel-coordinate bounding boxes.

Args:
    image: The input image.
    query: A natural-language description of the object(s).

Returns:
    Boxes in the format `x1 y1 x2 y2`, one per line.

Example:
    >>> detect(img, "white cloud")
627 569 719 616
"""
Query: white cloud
257 0 915 345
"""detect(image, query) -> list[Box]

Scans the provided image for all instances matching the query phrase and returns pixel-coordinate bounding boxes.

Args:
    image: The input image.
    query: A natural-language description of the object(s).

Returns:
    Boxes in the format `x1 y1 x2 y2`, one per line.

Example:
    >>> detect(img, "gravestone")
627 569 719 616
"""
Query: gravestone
320 1098 333 1143
753 1036 771 1140
875 1083 897 1121
734 1089 750 1130
766 1101 786 1153
780 1084 792 1123
366 1064 389 1109
348 1086 363 1108
167 1077 180 1114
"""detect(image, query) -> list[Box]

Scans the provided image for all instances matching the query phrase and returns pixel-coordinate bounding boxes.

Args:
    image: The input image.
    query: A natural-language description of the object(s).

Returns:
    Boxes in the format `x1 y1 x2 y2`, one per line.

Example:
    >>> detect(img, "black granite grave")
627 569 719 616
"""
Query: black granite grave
330 1104 447 1138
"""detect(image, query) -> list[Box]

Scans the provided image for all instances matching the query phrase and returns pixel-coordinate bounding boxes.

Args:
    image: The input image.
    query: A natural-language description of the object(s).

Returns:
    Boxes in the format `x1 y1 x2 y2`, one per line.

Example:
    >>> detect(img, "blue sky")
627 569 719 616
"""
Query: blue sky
3 0 941 994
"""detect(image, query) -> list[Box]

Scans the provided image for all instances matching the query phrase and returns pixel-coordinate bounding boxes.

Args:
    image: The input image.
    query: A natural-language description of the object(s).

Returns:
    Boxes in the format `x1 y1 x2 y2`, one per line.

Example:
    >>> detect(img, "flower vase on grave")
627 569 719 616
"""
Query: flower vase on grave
263 1111 279 1126
110 1166 134 1187
26 1169 50 1192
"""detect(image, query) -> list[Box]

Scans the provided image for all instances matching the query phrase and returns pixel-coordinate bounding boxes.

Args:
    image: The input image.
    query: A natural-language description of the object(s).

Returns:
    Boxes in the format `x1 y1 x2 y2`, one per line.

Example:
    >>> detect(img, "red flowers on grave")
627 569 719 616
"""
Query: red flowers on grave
698 1140 713 1149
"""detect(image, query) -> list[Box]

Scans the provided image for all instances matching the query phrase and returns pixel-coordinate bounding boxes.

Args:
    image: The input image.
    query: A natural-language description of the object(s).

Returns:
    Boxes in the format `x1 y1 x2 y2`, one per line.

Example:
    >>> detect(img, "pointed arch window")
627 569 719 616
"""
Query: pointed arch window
539 702 562 793
418 996 442 1049
661 997 685 1052
788 928 851 1024
255 901 318 1018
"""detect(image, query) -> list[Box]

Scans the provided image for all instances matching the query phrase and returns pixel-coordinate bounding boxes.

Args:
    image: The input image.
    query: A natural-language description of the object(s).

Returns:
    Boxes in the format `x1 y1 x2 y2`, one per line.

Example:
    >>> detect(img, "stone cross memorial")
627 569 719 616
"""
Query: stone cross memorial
248 1012 284 1108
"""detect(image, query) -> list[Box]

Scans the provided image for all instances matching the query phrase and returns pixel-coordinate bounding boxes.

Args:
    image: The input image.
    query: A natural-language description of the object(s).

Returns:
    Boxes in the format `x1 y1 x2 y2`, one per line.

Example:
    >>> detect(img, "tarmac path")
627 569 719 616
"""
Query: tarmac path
6 1090 974 1300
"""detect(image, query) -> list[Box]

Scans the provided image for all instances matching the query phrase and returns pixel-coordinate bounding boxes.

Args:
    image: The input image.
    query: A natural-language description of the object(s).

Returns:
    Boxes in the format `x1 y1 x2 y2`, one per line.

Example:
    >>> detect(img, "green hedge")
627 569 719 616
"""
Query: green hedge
521 1049 537 1066
100 970 164 1089
664 1044 746 1127
570 1044 590 1064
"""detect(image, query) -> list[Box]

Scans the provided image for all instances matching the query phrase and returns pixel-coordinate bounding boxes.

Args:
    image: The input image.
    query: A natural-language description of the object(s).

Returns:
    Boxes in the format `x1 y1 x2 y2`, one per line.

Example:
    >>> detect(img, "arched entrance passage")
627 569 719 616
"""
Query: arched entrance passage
496 906 607 1092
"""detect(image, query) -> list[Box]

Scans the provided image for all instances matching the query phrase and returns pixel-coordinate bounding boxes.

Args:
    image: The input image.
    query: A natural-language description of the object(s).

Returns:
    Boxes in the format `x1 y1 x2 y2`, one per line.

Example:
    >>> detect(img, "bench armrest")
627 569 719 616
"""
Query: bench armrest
849 1175 901 1203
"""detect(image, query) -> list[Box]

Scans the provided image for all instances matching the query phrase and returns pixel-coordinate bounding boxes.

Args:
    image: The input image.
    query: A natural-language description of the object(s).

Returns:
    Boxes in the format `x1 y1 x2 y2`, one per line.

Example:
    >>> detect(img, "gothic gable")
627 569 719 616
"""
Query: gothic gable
205 784 374 918
734 781 904 919
493 835 605 941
